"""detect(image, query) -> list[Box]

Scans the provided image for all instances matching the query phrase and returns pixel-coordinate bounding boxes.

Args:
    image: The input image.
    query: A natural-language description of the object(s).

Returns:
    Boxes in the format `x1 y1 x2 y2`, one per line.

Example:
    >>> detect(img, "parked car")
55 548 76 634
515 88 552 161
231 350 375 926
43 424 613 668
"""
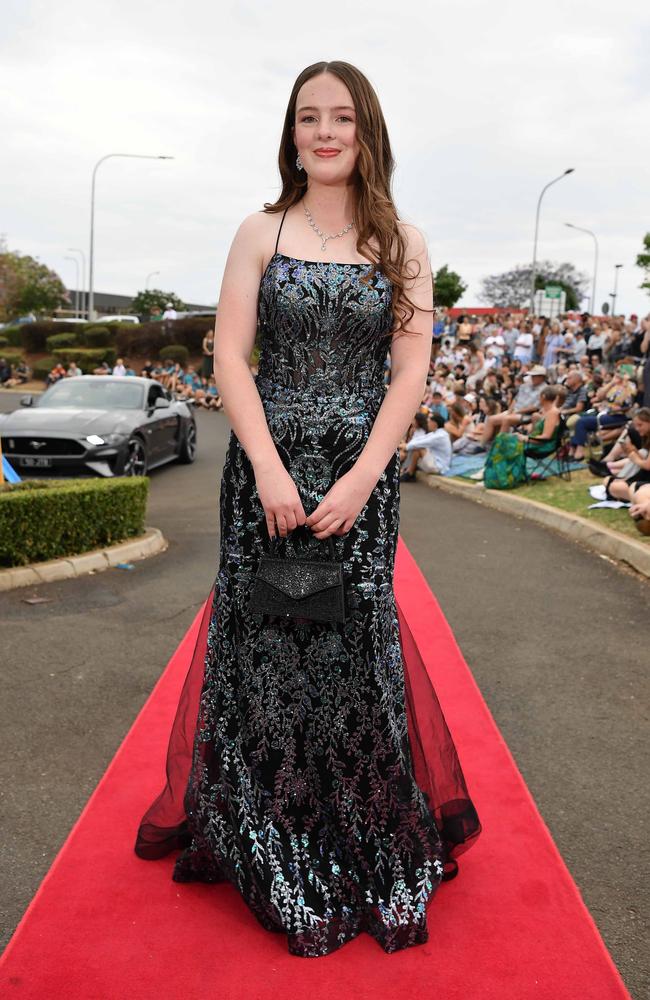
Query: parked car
0 376 197 477
95 314 140 324
173 310 216 320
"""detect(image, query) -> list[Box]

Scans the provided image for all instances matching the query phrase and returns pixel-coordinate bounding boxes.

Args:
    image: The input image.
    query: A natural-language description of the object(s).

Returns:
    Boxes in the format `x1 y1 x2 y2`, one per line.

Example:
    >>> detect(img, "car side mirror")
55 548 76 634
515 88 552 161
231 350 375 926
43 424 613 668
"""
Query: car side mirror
153 396 170 409
20 395 33 407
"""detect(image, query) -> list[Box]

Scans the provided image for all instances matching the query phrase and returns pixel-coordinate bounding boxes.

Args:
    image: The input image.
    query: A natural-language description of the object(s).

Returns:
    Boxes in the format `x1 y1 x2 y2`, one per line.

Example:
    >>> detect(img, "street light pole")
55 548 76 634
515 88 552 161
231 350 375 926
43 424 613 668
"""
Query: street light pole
531 168 575 315
610 264 623 317
564 223 598 315
88 153 174 322
64 255 80 316
146 270 160 289
67 248 87 318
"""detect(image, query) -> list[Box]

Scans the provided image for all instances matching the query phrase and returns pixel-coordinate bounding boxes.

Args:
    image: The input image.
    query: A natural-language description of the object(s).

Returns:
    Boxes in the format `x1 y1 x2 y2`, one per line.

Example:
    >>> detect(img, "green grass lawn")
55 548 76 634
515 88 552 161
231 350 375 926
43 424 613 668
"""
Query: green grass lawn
512 469 648 543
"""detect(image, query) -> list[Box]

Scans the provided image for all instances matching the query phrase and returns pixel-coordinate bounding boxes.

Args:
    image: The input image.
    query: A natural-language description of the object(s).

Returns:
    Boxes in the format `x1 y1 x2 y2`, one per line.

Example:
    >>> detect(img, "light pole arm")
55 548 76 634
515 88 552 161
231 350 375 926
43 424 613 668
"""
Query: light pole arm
88 153 173 322
531 169 574 314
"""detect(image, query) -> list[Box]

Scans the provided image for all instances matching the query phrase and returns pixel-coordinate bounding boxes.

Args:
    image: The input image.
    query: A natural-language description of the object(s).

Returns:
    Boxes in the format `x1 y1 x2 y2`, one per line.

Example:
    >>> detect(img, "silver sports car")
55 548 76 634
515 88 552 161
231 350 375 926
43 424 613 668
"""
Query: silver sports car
0 376 197 477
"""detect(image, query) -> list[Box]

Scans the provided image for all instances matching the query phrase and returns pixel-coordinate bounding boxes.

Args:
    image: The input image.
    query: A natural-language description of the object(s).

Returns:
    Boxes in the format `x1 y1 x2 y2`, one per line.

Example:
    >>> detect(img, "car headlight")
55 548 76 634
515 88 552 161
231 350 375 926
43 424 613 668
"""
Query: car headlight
85 433 127 447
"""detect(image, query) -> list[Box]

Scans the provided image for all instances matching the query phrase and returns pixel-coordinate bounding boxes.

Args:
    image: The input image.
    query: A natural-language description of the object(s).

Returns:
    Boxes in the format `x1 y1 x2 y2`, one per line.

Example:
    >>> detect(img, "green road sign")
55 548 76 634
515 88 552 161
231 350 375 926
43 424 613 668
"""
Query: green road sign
544 285 563 299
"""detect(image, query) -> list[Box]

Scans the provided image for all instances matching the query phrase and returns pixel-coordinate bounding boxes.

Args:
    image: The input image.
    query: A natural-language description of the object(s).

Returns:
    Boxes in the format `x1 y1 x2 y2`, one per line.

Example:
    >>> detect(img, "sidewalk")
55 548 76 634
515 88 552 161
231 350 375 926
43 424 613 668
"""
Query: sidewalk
421 473 650 580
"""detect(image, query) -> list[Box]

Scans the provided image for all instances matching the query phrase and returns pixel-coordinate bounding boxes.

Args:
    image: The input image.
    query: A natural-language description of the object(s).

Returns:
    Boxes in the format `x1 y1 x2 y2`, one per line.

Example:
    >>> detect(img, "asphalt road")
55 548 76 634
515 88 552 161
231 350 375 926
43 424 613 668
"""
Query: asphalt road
0 392 648 998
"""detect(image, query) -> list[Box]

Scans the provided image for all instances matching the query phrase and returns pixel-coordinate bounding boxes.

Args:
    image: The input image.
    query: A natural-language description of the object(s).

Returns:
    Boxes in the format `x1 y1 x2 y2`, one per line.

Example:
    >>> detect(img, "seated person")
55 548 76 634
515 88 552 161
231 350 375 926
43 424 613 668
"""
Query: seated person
479 365 548 446
399 411 452 480
569 367 637 460
176 365 202 399
197 375 224 410
453 395 502 454
559 370 588 433
427 390 449 421
515 386 562 457
0 358 12 385
3 360 31 387
445 400 473 443
601 408 650 502
629 483 650 536
45 362 67 386
92 360 112 376
165 361 184 393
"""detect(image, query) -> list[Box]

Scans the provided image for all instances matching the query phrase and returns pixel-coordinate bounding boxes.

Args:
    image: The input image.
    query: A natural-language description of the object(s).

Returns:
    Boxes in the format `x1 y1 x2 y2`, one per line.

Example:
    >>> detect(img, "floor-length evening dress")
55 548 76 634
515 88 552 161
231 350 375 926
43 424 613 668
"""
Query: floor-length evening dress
135 206 481 957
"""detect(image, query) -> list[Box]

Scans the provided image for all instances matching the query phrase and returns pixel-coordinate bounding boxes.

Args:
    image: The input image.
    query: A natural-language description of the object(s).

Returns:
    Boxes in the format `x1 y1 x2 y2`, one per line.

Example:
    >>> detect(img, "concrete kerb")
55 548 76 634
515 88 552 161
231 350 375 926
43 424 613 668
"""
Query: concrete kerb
0 527 168 592
421 474 650 580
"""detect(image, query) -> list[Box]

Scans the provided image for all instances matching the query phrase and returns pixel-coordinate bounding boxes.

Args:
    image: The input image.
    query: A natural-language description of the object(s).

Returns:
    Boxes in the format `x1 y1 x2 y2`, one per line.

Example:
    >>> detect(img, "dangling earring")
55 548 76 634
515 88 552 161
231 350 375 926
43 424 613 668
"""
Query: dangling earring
296 151 304 171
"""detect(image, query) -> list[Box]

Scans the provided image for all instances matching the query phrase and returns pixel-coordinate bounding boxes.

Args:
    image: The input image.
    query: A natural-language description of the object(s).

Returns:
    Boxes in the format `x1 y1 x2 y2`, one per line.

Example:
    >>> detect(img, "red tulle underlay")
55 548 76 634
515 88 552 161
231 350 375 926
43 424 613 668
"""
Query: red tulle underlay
135 584 480 868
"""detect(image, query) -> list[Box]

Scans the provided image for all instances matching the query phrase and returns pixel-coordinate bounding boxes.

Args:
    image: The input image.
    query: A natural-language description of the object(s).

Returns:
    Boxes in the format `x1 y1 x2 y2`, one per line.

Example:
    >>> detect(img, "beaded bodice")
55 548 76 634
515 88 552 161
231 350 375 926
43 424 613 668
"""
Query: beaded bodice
256 251 394 403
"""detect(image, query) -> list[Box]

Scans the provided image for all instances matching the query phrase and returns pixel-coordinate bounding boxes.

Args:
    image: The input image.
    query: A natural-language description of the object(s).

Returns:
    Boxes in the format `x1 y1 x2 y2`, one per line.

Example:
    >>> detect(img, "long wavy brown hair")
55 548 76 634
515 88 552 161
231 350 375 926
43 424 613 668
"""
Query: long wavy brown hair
262 60 432 341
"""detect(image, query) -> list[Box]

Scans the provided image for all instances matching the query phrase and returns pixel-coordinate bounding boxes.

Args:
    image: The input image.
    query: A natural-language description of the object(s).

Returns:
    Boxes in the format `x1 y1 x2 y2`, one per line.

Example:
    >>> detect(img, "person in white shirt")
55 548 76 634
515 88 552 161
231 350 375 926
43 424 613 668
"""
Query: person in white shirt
514 328 534 364
112 357 127 377
162 302 178 321
399 411 453 480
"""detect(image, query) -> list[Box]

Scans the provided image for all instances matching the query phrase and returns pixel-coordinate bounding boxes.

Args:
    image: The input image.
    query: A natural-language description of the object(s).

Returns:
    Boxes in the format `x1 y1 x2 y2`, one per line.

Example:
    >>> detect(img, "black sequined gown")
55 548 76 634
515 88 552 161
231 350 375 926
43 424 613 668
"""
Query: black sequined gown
135 206 480 957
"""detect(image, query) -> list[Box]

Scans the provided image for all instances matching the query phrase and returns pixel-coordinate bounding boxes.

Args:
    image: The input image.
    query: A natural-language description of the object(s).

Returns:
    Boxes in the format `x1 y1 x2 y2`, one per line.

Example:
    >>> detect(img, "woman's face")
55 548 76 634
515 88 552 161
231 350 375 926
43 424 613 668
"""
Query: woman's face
292 73 359 185
633 416 650 436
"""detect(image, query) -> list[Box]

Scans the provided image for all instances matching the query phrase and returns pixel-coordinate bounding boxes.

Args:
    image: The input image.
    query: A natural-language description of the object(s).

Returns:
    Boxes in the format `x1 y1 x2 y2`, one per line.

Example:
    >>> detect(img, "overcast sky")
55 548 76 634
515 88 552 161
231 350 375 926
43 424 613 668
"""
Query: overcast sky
2 0 649 316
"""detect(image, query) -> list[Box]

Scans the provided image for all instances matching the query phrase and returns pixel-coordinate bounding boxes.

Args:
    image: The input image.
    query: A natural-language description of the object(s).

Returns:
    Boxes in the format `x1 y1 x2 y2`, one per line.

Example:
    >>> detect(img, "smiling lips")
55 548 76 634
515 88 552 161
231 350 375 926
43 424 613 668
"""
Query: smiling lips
313 148 341 157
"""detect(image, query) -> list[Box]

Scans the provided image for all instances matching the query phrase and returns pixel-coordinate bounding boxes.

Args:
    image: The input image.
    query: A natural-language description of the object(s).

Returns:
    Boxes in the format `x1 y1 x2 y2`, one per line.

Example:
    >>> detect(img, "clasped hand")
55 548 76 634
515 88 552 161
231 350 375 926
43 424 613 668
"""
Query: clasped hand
255 465 375 540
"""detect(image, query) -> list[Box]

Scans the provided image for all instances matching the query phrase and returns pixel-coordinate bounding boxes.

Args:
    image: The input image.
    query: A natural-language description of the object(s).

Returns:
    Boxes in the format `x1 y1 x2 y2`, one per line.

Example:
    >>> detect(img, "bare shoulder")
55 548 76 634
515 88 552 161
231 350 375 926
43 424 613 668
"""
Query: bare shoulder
397 220 429 259
223 210 283 276
234 209 276 237
396 220 431 282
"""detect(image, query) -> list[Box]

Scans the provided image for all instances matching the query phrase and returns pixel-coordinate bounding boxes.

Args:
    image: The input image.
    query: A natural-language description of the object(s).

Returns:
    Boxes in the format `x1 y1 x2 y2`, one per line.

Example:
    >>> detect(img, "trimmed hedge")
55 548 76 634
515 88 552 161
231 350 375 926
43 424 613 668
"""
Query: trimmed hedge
0 351 24 368
115 317 213 356
52 347 117 369
46 332 83 350
0 477 149 567
115 324 165 358
160 344 189 365
20 322 86 352
2 327 25 347
30 356 57 380
83 326 113 347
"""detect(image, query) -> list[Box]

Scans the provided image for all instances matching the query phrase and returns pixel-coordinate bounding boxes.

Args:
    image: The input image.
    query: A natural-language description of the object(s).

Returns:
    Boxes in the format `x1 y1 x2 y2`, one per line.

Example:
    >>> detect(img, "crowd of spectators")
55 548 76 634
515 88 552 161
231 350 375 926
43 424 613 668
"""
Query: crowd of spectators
397 309 650 534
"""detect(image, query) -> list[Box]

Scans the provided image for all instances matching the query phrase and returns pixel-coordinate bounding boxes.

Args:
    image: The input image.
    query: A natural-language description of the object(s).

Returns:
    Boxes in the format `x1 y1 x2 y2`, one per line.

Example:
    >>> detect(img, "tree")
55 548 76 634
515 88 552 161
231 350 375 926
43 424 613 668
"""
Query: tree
636 232 650 296
432 265 467 308
131 289 185 315
478 260 589 310
0 242 68 321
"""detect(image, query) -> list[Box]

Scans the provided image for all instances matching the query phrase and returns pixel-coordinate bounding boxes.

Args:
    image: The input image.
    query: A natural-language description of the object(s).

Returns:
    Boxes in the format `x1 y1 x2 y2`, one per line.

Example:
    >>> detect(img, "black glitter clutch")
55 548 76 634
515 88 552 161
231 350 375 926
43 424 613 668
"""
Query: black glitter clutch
249 526 346 624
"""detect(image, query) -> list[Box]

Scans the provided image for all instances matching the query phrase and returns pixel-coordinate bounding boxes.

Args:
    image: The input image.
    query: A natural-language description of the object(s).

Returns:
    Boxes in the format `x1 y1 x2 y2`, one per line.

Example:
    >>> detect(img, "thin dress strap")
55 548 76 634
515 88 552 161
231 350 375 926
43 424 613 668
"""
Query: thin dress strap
274 207 289 255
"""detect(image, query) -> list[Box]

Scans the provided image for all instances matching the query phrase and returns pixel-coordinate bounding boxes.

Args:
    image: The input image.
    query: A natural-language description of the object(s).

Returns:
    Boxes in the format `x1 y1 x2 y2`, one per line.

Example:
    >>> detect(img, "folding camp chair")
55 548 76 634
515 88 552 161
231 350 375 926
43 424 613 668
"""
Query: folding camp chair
524 414 573 483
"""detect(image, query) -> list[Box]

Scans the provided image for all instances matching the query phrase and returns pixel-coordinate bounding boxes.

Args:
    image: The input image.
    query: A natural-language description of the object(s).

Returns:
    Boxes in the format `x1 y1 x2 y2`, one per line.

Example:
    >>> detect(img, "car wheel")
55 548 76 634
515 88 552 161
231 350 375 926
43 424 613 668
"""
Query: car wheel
123 436 148 476
177 421 197 464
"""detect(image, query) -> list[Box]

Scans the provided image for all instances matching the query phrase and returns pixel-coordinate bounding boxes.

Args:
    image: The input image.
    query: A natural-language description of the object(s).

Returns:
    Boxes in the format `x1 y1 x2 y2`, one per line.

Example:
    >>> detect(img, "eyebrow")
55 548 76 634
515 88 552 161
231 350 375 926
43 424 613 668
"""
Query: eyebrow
296 105 355 113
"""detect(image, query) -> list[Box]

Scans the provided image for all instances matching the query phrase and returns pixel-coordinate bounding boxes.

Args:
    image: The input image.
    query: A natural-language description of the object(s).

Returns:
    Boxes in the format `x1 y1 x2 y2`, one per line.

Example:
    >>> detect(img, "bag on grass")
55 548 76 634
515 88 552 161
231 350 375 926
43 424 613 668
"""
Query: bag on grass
484 432 527 490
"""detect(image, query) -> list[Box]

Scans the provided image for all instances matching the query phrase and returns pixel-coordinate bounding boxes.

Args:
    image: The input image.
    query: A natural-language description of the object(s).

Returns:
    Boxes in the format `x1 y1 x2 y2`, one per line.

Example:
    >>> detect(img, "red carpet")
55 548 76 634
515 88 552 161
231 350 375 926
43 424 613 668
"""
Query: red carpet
0 536 630 999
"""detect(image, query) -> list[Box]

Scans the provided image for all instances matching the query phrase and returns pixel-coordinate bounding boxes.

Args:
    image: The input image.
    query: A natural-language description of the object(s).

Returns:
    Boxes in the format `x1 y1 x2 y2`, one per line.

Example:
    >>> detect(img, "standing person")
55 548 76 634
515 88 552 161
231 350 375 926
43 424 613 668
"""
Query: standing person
200 327 215 382
162 301 177 340
134 60 480 958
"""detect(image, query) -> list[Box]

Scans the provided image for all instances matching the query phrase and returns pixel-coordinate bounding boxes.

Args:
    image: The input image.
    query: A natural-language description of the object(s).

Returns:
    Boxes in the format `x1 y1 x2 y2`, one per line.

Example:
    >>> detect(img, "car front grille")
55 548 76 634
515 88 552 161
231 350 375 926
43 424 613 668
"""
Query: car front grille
1 437 87 456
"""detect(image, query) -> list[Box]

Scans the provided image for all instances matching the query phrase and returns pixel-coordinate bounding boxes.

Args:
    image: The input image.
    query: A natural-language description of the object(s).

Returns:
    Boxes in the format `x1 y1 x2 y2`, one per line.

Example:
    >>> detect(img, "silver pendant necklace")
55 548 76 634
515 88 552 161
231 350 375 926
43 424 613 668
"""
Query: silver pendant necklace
303 201 354 253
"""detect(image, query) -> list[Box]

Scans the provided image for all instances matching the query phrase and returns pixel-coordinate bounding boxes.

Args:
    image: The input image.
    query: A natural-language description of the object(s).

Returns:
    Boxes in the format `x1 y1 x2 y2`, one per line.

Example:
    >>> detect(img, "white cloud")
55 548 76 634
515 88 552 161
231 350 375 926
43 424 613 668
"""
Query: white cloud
1 0 649 315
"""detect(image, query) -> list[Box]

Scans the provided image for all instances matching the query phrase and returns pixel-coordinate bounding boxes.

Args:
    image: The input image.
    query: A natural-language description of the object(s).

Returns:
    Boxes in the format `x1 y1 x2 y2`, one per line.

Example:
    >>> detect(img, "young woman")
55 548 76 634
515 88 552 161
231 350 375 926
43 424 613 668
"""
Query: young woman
602 408 650 501
134 60 480 958
200 328 214 381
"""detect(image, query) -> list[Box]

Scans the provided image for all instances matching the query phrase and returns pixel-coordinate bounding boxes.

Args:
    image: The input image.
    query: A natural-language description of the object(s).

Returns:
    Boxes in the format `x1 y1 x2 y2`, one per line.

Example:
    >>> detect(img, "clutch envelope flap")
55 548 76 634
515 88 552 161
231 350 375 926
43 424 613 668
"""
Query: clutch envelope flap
255 556 341 601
